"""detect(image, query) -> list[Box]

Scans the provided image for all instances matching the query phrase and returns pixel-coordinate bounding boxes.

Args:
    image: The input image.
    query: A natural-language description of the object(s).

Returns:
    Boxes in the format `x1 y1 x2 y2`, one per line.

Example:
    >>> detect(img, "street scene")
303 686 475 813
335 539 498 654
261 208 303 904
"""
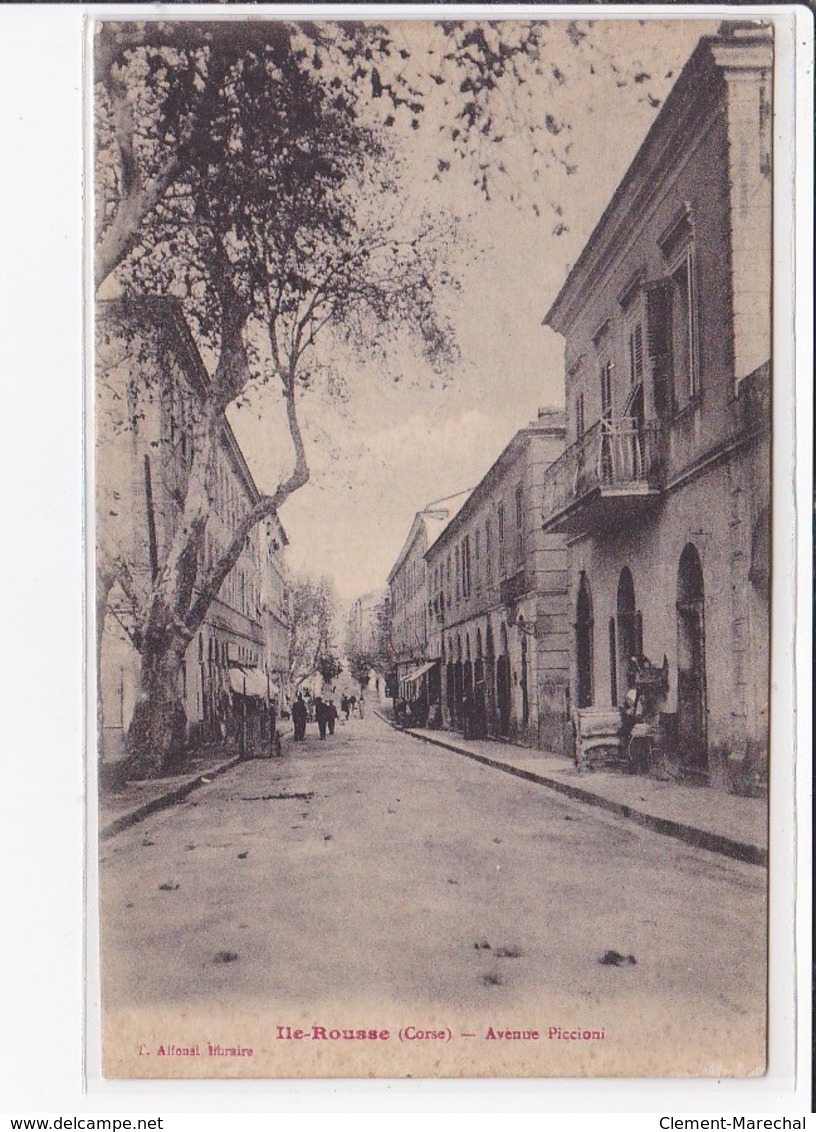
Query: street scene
100 713 766 1078
94 16 772 1078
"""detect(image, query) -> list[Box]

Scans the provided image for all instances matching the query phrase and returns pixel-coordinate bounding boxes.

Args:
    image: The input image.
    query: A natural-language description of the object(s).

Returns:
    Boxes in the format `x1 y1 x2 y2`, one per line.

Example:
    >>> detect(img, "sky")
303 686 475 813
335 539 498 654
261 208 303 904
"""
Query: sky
225 17 718 611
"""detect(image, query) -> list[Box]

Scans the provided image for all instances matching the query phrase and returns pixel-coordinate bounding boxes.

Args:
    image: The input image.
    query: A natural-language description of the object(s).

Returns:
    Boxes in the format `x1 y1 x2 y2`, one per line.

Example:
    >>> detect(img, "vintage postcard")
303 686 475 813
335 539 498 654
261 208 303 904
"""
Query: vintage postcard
93 12 777 1080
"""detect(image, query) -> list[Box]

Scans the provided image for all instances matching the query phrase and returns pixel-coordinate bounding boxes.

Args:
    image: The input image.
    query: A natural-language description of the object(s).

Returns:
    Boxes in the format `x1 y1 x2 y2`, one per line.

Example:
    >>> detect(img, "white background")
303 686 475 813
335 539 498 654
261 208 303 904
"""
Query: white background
0 3 811 1123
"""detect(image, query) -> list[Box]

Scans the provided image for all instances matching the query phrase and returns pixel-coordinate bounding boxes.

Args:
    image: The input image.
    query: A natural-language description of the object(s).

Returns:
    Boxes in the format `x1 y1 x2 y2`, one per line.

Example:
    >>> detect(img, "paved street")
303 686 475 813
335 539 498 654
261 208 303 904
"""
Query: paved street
100 713 766 1078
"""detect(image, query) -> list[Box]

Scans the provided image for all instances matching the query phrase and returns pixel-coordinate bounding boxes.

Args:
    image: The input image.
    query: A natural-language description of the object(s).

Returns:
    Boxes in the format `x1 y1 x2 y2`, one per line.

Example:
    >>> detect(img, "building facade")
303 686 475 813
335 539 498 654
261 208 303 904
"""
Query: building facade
425 412 568 748
386 492 469 712
345 587 389 698
541 24 772 790
97 297 289 769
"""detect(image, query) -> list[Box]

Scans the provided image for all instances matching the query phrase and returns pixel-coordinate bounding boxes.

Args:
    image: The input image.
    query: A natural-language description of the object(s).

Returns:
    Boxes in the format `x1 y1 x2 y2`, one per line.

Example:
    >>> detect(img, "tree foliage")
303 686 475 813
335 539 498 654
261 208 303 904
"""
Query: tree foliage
345 593 394 689
95 21 457 774
288 574 341 690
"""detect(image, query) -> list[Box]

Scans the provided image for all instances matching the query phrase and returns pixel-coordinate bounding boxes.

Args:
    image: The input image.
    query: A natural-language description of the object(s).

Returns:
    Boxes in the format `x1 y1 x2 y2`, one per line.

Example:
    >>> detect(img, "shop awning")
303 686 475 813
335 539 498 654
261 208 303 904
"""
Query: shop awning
405 660 438 685
228 667 270 698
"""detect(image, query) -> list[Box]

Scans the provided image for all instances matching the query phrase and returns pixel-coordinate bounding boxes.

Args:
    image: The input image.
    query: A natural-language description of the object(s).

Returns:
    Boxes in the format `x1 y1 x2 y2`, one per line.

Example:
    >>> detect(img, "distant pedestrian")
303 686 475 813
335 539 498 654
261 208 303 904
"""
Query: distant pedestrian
327 700 338 736
358 694 365 720
349 695 357 716
341 694 350 721
292 694 307 741
314 697 328 740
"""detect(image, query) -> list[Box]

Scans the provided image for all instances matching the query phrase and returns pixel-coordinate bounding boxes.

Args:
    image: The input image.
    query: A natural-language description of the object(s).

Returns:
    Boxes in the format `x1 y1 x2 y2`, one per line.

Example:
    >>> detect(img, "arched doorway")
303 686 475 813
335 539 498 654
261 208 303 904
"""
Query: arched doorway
676 544 708 777
519 620 530 729
484 623 496 735
617 566 642 704
496 623 511 738
473 628 487 738
576 572 594 709
453 635 464 731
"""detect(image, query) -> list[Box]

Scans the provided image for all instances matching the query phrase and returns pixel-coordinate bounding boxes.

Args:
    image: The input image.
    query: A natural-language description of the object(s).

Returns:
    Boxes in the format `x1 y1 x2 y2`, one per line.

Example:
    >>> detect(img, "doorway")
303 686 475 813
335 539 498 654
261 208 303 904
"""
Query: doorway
676 544 708 777
576 572 594 709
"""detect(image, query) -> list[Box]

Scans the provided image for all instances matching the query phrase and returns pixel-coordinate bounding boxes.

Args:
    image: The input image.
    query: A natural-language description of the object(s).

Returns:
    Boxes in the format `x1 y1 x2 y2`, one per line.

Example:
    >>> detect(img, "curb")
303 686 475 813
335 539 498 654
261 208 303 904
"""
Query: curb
376 712 766 867
100 756 242 841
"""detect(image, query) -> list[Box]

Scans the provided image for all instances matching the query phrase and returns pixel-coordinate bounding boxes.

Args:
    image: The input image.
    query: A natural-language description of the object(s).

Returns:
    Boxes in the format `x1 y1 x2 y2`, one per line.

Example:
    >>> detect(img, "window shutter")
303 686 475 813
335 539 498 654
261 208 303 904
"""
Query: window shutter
646 284 673 416
600 361 613 419
629 323 644 387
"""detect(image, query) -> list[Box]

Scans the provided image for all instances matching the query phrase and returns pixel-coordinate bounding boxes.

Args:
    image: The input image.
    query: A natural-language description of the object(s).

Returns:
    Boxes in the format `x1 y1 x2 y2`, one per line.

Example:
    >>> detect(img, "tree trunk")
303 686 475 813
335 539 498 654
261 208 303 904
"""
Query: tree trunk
122 418 214 778
124 630 188 779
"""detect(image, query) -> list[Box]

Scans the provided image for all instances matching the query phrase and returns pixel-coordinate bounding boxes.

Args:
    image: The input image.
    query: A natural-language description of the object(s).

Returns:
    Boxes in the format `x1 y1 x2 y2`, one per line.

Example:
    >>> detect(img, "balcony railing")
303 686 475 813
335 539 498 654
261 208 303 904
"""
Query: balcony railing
542 418 665 531
500 568 528 607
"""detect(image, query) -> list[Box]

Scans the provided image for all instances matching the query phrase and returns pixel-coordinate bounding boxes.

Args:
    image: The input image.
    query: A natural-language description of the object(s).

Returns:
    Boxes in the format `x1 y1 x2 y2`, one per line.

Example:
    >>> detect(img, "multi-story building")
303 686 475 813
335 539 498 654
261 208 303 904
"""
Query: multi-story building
541 23 772 790
425 411 568 748
97 297 289 770
345 587 389 698
386 491 469 710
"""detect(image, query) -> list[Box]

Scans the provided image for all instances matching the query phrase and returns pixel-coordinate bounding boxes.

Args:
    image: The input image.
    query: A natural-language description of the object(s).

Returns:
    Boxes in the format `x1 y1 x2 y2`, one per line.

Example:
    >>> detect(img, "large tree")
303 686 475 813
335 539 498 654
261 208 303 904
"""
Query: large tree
97 21 456 776
287 575 342 691
95 19 672 776
345 594 394 689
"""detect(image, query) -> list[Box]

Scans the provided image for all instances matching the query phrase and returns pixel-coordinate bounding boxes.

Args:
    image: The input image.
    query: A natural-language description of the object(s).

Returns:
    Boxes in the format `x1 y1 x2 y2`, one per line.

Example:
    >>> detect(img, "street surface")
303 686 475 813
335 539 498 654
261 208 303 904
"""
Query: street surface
99 713 766 1078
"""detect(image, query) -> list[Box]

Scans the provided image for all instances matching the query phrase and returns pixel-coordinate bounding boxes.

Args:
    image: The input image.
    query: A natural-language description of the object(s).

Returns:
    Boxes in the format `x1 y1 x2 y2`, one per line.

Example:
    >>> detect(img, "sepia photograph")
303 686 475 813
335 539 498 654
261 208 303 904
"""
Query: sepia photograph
92 12 776 1080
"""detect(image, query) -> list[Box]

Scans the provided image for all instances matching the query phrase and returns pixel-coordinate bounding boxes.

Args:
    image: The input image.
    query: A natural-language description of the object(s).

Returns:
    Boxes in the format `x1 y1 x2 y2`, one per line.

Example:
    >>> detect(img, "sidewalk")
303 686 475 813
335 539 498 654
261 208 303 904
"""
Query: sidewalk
99 750 243 840
378 714 767 867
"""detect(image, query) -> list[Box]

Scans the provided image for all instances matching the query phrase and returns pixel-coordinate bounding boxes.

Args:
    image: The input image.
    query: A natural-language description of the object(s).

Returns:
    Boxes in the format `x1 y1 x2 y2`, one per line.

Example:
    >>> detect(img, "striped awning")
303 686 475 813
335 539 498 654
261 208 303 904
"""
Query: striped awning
228 666 269 698
404 660 438 685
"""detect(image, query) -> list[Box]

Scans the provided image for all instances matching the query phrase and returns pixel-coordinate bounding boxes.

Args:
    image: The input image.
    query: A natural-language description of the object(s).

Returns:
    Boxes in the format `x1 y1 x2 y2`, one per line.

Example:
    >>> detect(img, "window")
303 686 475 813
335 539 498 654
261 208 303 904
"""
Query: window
485 520 493 583
599 361 614 482
669 247 698 402
656 210 699 408
474 528 481 590
462 535 471 598
497 504 505 574
455 546 461 600
515 484 524 558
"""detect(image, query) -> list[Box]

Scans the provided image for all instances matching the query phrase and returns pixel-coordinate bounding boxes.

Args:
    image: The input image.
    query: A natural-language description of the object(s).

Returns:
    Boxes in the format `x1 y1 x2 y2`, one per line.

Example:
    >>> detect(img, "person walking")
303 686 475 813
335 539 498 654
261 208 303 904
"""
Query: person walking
341 694 349 721
292 693 307 741
314 696 328 740
358 693 365 720
327 700 338 736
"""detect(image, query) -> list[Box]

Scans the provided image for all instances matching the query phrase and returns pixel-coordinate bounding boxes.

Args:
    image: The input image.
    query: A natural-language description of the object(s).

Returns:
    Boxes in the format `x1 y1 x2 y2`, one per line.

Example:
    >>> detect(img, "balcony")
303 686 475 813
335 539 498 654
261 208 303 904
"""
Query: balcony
542 418 665 537
500 568 528 607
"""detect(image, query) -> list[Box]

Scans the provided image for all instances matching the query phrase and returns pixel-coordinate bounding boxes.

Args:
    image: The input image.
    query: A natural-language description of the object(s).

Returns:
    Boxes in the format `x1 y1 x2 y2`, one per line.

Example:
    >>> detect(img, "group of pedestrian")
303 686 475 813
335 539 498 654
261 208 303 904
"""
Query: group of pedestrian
339 693 365 720
291 691 367 741
313 696 338 740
